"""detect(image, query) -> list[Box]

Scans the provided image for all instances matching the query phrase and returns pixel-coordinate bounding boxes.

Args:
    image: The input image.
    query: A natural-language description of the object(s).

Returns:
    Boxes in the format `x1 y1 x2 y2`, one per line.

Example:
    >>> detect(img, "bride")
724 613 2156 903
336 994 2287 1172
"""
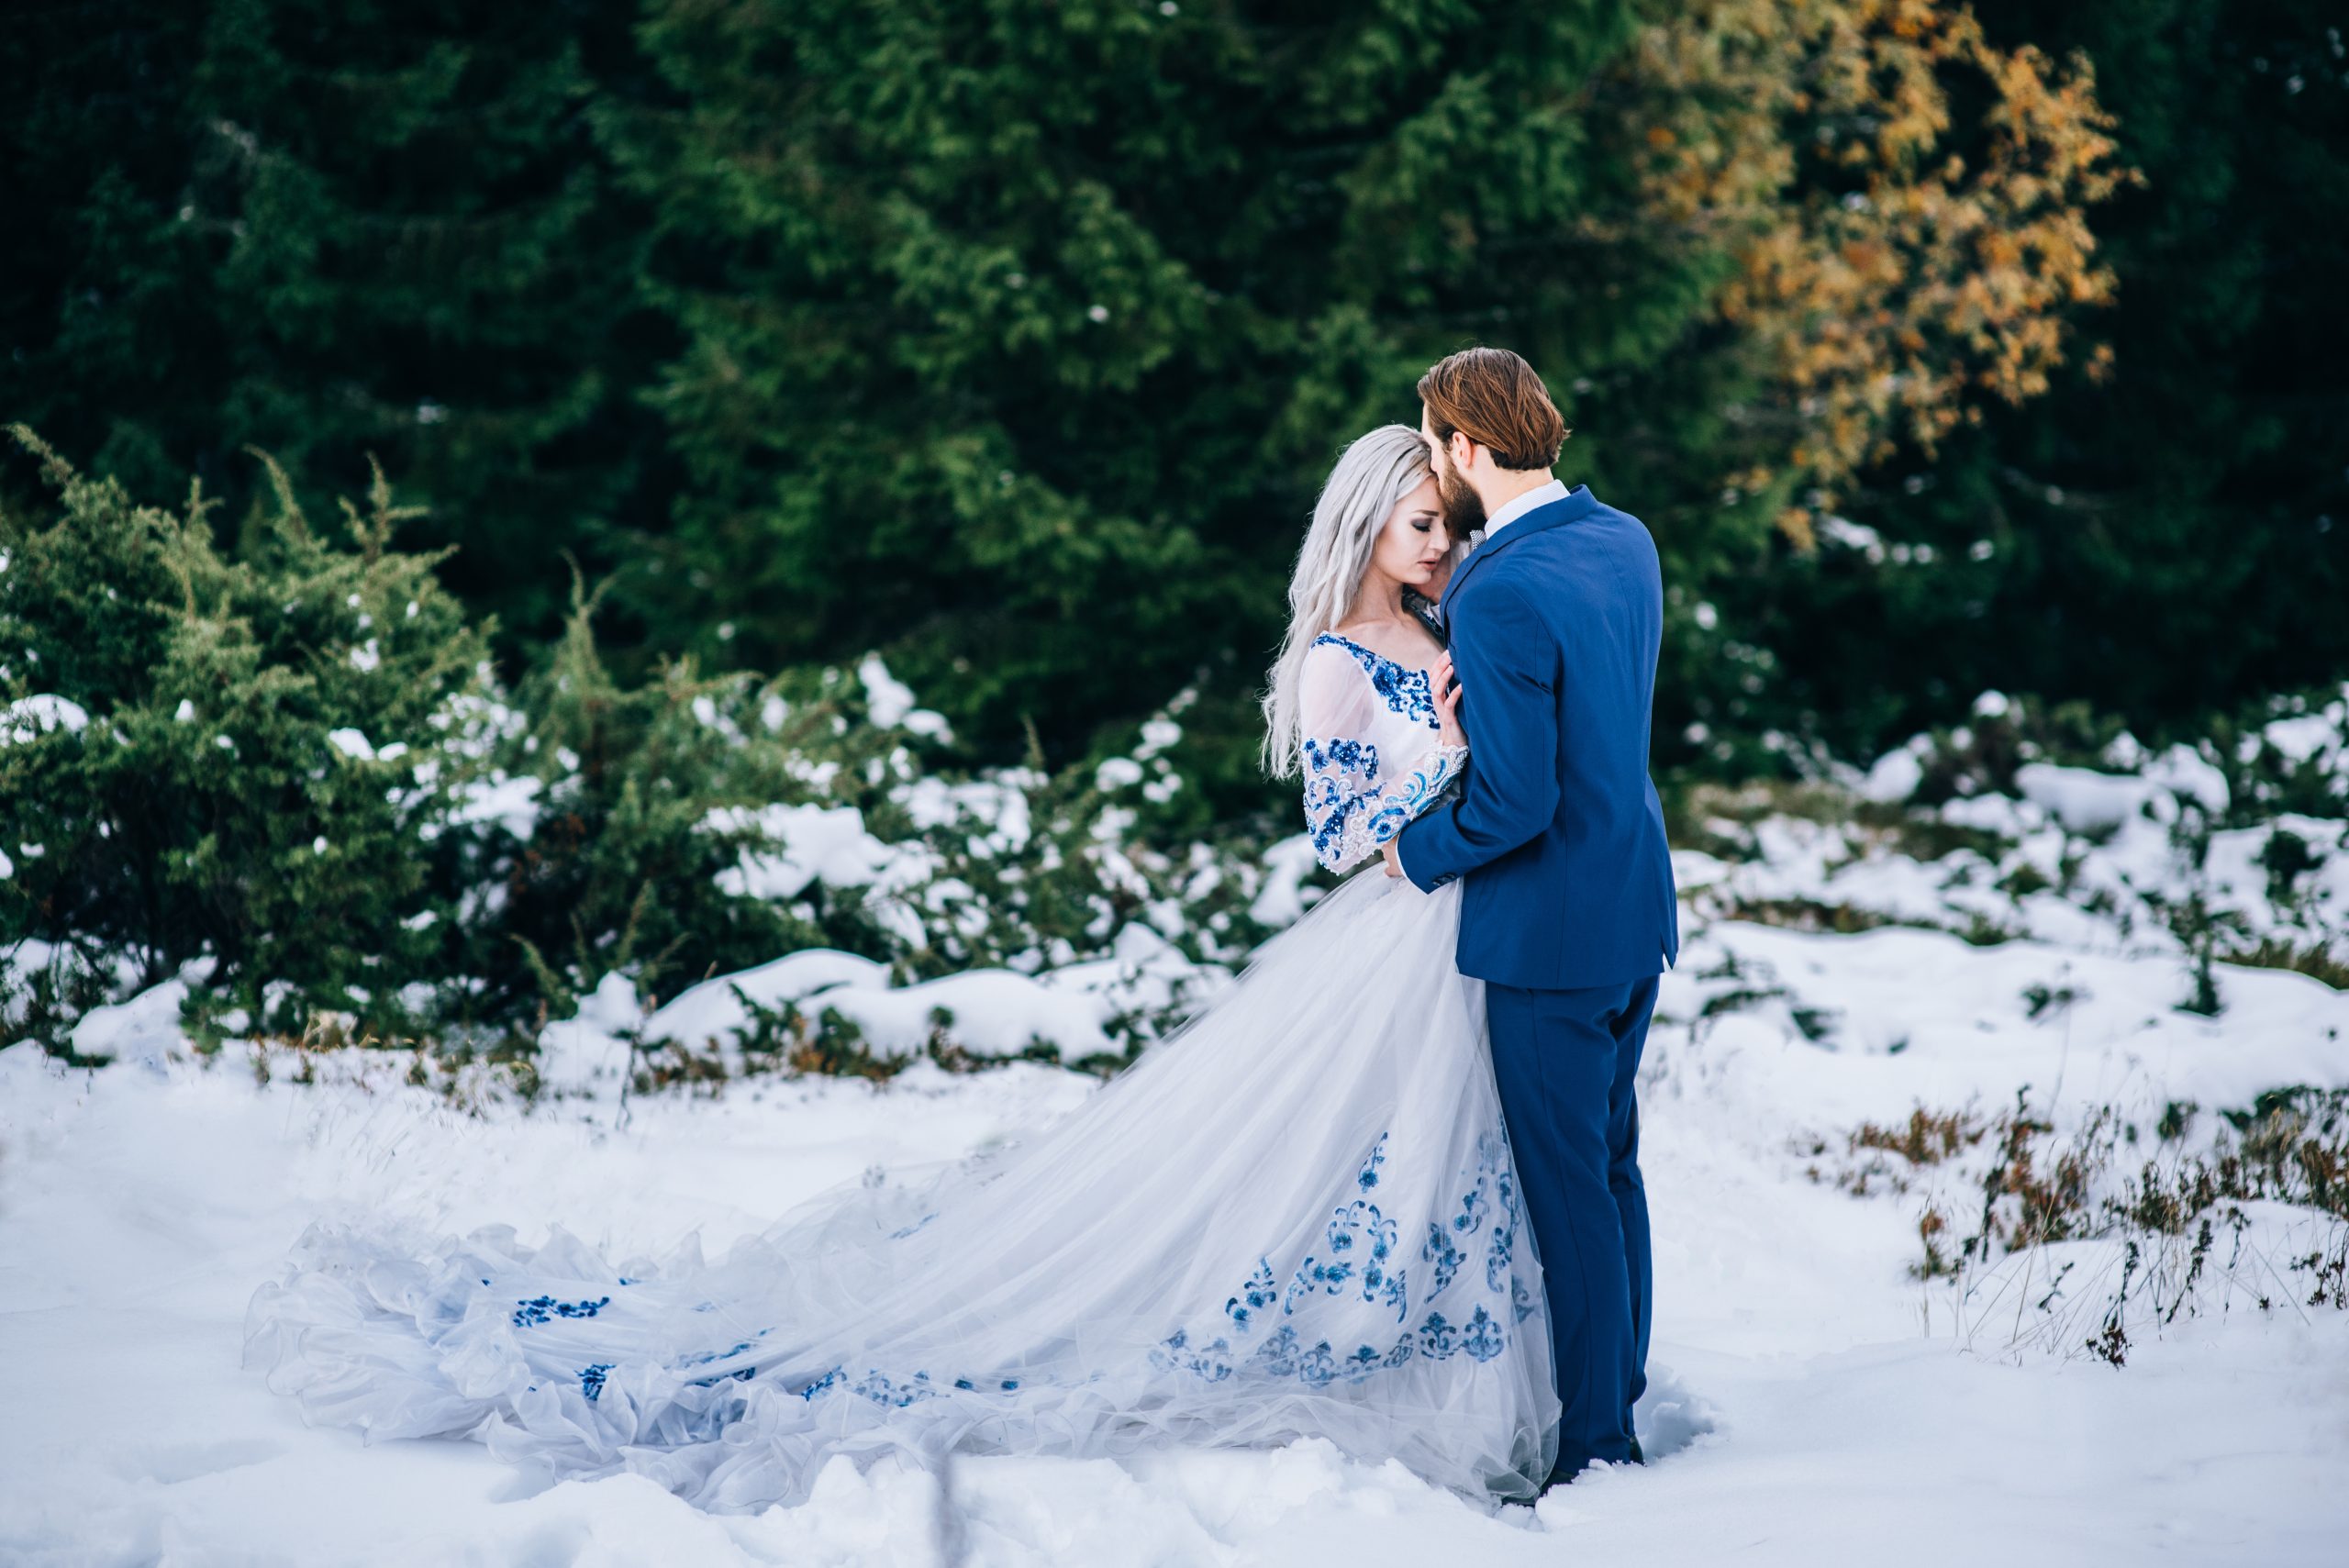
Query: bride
244 424 1564 1511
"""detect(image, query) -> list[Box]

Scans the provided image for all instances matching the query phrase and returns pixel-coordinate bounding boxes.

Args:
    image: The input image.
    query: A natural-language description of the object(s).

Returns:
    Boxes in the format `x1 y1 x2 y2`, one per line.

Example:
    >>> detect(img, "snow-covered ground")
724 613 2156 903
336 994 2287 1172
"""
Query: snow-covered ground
5 904 2345 1566
6 684 2349 1563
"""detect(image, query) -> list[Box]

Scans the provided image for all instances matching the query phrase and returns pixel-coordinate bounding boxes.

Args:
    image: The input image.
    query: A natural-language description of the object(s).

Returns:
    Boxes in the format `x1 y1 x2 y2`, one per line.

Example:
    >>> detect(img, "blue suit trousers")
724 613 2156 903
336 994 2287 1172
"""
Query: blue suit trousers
1486 973 1658 1475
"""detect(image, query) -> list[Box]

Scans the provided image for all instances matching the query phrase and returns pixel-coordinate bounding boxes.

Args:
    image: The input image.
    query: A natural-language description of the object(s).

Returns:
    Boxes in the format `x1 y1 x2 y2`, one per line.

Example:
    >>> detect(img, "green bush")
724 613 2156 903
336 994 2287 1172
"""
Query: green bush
448 575 896 1028
1 427 493 1034
2 434 1285 1060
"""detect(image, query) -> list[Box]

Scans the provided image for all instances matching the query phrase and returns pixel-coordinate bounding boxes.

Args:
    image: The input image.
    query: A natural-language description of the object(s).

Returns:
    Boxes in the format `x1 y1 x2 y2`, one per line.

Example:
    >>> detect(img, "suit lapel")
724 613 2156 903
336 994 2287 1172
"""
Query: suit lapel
1436 485 1598 622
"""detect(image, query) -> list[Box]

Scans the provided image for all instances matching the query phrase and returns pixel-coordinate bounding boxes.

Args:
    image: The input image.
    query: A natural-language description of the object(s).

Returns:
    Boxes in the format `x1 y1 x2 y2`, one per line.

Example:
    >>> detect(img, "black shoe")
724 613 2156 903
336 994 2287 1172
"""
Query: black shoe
1542 1440 1642 1494
1539 1454 1598 1493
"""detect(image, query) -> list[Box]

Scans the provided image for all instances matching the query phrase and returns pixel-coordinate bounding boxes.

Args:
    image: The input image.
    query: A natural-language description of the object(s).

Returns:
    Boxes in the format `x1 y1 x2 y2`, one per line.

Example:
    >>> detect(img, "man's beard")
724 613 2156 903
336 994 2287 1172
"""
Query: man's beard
1433 452 1486 539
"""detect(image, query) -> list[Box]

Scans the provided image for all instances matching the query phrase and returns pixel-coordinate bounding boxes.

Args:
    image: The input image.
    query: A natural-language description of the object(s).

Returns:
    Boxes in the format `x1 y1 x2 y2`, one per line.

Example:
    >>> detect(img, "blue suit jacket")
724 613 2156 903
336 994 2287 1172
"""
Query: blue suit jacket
1395 484 1680 991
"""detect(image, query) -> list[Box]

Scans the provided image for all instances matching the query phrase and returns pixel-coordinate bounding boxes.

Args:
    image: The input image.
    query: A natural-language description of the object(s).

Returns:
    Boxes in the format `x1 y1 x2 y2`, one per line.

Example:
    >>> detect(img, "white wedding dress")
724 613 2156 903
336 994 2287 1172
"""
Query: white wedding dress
244 628 1560 1510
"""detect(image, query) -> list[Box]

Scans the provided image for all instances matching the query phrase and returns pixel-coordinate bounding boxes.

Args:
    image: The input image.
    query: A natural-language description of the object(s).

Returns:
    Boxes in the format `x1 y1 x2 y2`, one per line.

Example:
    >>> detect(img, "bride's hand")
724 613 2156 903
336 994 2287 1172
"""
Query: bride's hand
1432 652 1465 747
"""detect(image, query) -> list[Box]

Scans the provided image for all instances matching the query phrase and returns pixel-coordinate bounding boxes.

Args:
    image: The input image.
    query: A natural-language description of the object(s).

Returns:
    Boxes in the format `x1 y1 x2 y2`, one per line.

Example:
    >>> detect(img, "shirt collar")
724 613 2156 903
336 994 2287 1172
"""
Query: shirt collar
1480 478 1570 541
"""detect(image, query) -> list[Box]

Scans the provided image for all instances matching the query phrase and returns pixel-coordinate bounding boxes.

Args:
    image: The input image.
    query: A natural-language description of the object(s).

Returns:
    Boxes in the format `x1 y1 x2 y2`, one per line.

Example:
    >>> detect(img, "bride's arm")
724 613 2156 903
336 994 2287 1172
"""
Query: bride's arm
1298 646 1469 875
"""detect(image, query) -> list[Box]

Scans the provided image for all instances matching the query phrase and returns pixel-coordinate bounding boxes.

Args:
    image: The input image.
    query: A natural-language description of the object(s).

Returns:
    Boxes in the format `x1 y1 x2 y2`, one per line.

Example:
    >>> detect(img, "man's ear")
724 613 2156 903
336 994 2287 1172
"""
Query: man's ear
1449 429 1479 475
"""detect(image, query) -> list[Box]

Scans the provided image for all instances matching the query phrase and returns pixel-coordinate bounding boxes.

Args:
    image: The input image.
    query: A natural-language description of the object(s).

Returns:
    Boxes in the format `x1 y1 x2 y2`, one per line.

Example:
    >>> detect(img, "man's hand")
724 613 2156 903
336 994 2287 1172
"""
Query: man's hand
1382 838 1403 878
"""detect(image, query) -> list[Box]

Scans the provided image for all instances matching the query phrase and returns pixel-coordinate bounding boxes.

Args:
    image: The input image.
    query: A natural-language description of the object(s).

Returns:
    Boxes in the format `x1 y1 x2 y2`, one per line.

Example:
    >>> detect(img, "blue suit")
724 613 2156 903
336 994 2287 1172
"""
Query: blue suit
1395 482 1677 1478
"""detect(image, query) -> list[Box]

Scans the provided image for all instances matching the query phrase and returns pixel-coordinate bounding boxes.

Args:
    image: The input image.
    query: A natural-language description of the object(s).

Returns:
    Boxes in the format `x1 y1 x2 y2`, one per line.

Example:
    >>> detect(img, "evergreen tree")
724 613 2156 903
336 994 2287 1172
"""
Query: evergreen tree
0 0 659 650
3 1 2202 797
609 0 2132 800
608 0 1714 795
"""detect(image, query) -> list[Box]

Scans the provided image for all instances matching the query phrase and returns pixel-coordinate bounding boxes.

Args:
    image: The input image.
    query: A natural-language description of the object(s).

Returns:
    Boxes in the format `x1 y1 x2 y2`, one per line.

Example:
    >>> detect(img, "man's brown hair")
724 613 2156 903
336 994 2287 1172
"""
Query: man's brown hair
1417 347 1568 471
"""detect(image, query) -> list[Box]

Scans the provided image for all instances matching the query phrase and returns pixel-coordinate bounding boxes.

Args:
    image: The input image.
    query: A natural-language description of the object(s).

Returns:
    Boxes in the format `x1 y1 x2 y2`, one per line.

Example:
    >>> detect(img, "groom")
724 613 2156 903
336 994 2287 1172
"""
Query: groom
1382 347 1680 1491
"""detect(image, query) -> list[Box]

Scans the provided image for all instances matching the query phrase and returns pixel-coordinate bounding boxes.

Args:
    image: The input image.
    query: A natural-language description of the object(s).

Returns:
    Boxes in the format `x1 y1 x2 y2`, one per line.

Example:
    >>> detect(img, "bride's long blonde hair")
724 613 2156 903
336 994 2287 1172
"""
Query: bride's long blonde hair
1259 424 1454 779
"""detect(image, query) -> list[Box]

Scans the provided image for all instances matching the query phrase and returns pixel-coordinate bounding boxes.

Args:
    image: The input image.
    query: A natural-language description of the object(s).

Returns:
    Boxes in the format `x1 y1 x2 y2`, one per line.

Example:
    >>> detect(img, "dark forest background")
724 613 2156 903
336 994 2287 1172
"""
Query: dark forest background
7 1 2344 802
3 1 2345 1041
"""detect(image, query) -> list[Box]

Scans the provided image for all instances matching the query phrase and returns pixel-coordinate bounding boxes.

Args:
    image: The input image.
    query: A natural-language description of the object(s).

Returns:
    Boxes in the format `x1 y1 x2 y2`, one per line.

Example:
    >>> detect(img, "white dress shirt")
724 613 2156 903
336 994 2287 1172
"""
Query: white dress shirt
1478 477 1570 543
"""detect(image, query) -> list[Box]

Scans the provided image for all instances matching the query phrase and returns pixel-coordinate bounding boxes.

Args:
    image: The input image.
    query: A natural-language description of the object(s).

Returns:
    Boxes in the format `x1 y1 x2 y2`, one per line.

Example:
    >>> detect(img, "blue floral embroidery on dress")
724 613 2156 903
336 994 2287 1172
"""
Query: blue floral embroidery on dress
1311 634 1439 727
852 1369 940 1407
1486 1165 1520 1290
1301 773 1363 865
1453 1182 1488 1237
1159 1307 1486 1389
1161 1127 1518 1391
787 1363 1041 1404
679 1340 761 1387
579 1362 614 1402
1462 1305 1506 1362
1299 731 1465 874
1226 1259 1278 1330
1359 749 1463 849
1303 736 1376 777
1248 1325 1300 1377
1327 1193 1409 1322
1423 1220 1464 1296
1325 1198 1397 1267
1284 1253 1354 1313
1296 635 1467 873
1151 1329 1237 1382
513 1294 611 1328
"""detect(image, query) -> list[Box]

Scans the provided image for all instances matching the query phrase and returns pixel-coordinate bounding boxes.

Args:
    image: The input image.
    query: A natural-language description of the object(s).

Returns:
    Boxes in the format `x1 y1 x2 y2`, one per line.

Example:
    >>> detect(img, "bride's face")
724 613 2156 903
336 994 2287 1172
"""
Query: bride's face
1369 474 1449 591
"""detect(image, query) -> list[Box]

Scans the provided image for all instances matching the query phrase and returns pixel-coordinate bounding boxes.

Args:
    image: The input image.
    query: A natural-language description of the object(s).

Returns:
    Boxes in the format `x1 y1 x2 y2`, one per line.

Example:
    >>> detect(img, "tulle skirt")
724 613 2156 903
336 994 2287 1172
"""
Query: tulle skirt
243 864 1561 1511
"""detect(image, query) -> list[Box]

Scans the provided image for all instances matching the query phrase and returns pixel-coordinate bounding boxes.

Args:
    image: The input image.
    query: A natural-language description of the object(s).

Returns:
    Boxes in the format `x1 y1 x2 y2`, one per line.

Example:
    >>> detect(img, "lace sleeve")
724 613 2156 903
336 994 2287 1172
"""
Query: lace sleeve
1297 646 1469 875
1306 740 1468 873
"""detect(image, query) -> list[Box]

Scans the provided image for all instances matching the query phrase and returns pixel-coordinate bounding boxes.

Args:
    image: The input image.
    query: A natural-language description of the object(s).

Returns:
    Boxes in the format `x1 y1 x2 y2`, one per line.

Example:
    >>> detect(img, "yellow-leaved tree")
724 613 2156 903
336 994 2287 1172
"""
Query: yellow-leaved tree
1613 0 2140 543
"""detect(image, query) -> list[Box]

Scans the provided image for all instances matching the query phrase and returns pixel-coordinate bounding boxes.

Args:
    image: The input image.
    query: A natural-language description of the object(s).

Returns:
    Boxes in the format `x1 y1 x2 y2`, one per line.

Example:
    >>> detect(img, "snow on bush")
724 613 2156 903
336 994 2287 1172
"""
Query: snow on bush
0 433 1286 1068
1690 685 2349 1009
